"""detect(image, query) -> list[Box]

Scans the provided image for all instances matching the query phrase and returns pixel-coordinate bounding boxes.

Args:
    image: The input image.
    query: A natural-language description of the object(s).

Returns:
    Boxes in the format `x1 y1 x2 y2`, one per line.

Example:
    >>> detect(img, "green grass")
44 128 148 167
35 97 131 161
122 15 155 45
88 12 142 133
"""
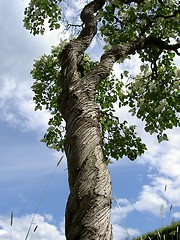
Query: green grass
133 221 180 240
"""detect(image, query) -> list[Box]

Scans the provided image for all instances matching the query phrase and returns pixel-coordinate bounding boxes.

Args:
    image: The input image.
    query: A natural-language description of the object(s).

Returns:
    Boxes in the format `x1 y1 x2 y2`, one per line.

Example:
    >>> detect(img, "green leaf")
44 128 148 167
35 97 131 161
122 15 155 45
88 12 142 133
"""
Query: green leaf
162 133 169 141
124 70 129 77
34 105 42 111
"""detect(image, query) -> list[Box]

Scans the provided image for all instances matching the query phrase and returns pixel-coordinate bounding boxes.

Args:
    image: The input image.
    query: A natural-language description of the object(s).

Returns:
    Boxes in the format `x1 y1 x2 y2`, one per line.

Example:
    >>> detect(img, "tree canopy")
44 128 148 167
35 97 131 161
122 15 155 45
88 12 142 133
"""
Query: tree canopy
24 0 180 162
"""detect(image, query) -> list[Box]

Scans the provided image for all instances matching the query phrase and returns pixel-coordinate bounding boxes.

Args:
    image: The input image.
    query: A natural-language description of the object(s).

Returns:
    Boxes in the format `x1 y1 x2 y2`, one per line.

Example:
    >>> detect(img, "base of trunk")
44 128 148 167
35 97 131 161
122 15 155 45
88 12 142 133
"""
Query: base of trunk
65 145 113 240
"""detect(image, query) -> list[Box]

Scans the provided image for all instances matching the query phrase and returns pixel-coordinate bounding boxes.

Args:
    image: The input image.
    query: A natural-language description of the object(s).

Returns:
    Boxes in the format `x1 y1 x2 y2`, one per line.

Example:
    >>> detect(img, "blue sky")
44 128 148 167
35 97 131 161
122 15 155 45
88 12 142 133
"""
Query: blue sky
0 0 180 239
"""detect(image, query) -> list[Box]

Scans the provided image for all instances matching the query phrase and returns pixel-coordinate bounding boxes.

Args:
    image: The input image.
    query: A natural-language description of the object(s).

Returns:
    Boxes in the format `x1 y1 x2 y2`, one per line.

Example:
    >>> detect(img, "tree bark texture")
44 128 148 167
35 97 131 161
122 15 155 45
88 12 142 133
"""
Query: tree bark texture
58 38 114 240
57 0 154 239
61 84 113 240
58 40 114 240
57 1 114 239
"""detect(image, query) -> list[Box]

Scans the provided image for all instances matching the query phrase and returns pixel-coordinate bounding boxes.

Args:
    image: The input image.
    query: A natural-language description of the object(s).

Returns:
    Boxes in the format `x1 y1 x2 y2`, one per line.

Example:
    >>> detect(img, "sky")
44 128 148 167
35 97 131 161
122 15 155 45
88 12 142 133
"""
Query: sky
0 0 180 240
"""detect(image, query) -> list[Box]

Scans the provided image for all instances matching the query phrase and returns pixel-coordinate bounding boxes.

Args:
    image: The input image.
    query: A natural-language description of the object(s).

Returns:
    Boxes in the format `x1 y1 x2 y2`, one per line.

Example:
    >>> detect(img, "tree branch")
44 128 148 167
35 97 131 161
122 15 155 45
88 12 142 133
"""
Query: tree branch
59 0 106 88
75 0 106 52
152 9 180 19
144 36 180 55
122 0 145 3
82 33 180 89
82 40 144 87
139 9 179 37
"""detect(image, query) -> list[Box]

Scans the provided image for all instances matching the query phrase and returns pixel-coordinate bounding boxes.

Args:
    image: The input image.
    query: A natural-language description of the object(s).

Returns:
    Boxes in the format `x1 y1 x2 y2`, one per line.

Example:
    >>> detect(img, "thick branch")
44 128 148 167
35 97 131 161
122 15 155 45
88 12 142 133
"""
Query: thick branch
59 0 106 89
82 40 144 87
82 34 180 90
144 36 180 55
59 0 105 91
75 0 106 53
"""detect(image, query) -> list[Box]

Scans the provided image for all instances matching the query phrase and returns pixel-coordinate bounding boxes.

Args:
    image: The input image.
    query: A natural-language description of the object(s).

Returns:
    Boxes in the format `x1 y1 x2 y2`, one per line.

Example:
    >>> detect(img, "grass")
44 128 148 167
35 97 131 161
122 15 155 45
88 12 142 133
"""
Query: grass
133 221 180 240
114 183 179 240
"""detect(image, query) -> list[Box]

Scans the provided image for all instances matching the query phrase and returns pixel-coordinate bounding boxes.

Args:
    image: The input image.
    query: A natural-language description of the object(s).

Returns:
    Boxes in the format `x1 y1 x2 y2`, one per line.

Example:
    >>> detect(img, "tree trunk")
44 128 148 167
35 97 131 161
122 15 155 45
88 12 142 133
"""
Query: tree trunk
59 72 113 239
57 1 114 238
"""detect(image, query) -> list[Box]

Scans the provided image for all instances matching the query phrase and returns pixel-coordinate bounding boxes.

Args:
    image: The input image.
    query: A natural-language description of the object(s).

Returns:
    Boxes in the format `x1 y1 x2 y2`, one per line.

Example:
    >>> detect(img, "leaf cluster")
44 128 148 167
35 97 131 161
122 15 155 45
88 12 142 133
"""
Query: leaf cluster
31 41 97 152
31 44 65 151
124 51 180 142
100 0 179 46
96 74 147 161
23 0 62 35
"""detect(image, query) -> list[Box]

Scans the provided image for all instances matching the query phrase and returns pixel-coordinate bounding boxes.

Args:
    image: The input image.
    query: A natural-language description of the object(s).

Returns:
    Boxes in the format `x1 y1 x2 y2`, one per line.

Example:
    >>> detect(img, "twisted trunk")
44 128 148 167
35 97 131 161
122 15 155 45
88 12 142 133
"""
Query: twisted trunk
57 1 148 238
57 1 114 238
58 40 113 239
61 83 113 239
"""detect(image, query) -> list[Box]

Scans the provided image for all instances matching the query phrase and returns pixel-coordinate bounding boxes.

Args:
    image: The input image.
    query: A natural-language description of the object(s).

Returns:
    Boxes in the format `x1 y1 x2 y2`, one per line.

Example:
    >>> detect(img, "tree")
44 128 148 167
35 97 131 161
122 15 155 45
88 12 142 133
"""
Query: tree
23 0 180 239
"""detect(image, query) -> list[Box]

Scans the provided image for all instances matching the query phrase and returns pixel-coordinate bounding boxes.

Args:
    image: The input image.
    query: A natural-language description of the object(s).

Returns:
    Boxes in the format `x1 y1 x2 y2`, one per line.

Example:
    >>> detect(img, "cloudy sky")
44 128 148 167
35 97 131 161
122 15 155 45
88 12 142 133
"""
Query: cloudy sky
0 0 180 239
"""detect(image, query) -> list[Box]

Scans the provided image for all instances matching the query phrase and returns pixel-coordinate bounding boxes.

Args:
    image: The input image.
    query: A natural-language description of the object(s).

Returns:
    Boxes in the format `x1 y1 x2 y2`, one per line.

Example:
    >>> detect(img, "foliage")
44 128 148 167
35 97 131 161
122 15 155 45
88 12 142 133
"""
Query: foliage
26 0 180 162
100 0 180 145
31 44 65 151
125 52 180 142
23 0 62 35
96 74 147 161
100 0 179 45
31 44 147 161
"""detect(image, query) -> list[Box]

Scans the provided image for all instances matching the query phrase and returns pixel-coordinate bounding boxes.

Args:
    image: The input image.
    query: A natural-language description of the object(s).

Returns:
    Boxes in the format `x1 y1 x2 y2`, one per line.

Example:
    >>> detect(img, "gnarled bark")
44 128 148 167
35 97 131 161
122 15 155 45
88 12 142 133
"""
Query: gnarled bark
62 85 113 239
58 1 114 238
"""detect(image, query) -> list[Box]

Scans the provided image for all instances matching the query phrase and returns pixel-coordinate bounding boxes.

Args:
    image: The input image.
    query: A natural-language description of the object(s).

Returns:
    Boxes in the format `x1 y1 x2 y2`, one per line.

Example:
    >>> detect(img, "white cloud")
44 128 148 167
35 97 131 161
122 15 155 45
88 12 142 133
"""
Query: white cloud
111 198 140 240
113 223 140 240
134 185 167 216
148 176 180 207
0 229 7 236
160 149 180 179
0 0 61 133
173 212 180 219
0 214 65 240
140 130 180 203
16 96 50 132
0 77 16 104
44 214 54 223
113 54 142 79
0 213 141 240
1 112 19 126
111 198 134 223
110 124 180 225
129 128 180 217
0 78 51 131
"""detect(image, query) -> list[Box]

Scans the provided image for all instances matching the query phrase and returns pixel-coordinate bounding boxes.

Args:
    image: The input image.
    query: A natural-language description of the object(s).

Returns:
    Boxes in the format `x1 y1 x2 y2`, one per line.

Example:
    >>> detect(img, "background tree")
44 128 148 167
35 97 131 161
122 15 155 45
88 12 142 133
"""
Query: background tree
24 0 180 239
